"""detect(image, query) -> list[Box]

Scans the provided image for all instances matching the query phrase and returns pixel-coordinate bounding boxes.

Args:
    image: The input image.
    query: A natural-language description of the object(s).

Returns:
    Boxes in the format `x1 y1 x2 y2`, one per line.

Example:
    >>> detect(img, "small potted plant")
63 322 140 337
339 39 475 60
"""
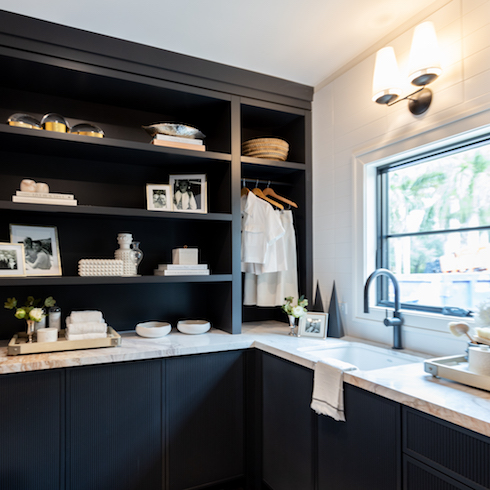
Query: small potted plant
4 295 56 343
282 295 308 336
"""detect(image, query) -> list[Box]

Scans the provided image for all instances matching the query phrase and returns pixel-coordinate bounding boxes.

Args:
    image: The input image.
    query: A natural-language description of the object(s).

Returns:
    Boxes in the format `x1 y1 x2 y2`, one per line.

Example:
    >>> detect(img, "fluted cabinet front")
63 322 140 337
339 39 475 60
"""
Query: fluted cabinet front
66 360 164 490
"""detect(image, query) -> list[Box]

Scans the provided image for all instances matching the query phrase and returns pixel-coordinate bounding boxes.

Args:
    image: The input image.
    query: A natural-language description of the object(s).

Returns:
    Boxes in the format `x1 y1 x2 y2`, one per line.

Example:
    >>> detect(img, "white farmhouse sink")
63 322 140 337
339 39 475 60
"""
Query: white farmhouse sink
298 342 424 371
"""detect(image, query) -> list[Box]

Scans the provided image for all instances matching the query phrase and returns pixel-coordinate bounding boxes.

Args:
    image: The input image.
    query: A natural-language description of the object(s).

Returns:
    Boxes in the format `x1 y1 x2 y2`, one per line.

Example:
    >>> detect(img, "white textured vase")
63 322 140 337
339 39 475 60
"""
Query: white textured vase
115 233 137 276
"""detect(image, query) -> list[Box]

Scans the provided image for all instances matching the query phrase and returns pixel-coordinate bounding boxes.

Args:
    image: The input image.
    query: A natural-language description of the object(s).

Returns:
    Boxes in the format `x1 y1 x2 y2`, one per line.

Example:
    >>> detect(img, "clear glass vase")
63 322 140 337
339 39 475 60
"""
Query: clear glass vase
288 315 299 337
130 241 143 275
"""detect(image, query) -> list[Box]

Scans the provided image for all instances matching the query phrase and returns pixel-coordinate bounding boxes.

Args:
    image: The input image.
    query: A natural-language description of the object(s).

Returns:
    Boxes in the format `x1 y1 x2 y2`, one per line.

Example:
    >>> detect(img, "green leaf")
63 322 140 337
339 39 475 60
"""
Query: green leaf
4 297 17 310
44 296 56 308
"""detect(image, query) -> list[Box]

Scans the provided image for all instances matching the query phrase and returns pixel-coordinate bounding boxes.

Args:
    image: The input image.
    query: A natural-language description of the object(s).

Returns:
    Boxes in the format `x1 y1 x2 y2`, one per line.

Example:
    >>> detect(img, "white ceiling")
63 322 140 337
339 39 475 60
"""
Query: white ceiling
0 0 440 87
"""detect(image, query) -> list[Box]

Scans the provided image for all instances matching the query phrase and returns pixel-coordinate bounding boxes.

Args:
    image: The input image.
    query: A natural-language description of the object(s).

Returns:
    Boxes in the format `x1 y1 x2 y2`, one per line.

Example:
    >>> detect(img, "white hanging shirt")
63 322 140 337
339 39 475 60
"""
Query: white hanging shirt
241 192 285 272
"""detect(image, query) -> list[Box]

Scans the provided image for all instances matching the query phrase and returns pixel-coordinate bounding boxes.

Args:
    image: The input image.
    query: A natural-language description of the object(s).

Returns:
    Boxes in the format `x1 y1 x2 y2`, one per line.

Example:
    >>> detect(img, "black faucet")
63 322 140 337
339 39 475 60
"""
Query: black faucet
364 268 404 349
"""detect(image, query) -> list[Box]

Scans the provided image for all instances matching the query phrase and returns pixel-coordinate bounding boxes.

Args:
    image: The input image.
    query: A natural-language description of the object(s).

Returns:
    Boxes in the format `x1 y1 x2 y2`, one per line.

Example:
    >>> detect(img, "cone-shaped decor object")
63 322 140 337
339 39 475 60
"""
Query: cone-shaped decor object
327 281 344 338
312 281 325 312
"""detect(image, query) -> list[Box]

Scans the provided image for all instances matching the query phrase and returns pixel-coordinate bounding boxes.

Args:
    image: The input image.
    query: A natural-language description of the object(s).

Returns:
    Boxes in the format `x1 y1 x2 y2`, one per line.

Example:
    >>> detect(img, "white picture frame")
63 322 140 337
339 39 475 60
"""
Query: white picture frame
10 224 62 276
298 312 329 338
146 184 172 211
0 242 26 277
169 174 207 213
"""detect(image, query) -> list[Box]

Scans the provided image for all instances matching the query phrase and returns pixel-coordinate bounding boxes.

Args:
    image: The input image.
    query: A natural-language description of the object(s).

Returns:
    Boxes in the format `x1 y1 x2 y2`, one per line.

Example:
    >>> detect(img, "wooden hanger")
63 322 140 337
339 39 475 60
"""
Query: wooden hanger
252 187 284 209
241 179 250 197
262 185 298 208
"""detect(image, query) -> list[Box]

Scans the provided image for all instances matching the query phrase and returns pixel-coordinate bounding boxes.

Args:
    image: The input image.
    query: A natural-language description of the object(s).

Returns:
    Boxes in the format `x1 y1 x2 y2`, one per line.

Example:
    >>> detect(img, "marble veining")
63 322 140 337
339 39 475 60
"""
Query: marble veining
1 320 490 438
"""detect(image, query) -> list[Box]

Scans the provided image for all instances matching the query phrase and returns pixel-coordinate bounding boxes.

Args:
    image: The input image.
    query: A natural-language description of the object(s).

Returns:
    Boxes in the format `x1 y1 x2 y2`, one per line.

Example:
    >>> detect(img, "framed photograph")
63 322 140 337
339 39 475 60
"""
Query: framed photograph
10 224 62 276
169 174 207 213
146 184 172 211
0 242 26 277
298 312 329 338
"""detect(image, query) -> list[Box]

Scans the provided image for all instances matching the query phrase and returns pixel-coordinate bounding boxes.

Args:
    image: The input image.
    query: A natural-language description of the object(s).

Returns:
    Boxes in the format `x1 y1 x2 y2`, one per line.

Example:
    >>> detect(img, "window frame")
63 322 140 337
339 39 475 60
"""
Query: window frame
375 134 490 315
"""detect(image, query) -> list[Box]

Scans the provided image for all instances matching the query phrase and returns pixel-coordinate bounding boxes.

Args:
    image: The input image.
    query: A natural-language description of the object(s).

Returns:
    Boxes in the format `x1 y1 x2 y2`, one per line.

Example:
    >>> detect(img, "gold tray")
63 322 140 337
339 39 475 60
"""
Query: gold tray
424 354 490 392
7 327 121 356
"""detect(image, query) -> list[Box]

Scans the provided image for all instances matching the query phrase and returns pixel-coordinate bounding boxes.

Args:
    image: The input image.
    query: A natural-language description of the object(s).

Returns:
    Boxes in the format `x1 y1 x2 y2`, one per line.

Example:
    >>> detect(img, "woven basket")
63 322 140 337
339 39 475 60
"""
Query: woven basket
242 137 289 161
242 138 289 161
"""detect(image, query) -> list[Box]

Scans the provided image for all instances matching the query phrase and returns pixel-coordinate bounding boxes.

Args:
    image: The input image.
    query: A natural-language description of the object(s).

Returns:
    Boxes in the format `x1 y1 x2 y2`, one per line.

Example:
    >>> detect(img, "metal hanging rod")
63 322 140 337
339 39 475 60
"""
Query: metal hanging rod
241 178 293 187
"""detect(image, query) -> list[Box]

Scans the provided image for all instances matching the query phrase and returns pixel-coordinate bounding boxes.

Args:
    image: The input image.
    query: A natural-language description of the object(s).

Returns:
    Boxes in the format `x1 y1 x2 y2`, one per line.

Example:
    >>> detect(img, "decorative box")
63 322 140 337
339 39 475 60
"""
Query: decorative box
78 259 124 276
172 247 198 265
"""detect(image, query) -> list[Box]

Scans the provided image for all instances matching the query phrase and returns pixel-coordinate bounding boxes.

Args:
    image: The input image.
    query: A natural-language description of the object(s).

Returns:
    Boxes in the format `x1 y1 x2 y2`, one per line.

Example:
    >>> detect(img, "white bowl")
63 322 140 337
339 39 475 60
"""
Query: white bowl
136 321 172 338
177 320 211 335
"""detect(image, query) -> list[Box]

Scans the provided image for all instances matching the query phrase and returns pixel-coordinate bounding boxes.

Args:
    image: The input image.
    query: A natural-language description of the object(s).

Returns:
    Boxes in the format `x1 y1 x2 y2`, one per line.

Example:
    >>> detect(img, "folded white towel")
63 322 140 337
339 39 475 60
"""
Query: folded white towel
65 332 107 341
69 310 104 324
66 321 108 334
310 359 357 422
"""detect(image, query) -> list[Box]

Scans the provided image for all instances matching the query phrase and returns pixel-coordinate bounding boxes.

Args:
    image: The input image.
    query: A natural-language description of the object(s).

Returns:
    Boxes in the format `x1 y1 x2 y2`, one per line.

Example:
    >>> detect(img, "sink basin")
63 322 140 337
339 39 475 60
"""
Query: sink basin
299 342 424 371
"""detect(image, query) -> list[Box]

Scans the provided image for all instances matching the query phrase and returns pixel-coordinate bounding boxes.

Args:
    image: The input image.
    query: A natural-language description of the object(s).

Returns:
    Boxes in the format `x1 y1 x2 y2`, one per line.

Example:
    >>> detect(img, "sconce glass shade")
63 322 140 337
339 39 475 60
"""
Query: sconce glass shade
408 21 442 86
372 47 402 104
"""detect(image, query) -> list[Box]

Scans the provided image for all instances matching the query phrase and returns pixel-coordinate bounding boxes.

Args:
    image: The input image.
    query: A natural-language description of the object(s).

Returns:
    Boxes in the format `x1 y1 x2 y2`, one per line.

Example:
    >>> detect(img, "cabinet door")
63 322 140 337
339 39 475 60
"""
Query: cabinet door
403 407 490 490
166 351 244 490
404 455 474 490
66 360 164 490
0 370 63 490
262 353 315 490
318 384 401 490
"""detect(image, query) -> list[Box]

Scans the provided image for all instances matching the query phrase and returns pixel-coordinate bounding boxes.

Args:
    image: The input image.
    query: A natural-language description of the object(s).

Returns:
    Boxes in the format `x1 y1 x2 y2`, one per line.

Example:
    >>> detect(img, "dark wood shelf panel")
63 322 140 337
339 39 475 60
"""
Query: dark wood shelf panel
240 156 305 169
0 274 232 287
0 125 231 166
0 201 232 222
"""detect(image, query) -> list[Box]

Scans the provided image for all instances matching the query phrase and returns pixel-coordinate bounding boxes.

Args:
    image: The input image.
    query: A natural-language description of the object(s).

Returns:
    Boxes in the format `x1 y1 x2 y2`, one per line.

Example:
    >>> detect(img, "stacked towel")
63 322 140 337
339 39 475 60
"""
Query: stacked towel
66 310 108 341
310 359 357 422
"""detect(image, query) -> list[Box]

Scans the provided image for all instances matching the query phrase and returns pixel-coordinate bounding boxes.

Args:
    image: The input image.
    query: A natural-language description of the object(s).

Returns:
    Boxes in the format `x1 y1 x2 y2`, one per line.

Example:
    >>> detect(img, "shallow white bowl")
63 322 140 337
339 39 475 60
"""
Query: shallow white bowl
177 320 211 335
136 321 172 338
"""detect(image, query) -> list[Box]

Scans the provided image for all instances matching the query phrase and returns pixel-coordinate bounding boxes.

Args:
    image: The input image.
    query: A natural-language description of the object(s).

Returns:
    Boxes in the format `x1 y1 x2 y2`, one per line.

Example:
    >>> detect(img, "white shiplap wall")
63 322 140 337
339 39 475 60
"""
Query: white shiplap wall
312 0 490 356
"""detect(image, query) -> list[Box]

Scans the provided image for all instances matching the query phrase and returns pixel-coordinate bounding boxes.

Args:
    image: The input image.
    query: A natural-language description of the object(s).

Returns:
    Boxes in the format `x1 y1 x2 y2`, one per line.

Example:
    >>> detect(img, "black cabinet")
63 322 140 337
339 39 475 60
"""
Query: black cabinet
403 407 490 490
166 351 245 490
261 352 316 490
0 370 63 490
404 455 475 490
318 384 401 490
66 360 164 490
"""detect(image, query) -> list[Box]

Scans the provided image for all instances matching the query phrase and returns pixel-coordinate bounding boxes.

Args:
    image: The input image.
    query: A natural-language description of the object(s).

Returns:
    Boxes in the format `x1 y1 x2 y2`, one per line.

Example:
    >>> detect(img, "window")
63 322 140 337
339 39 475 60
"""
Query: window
377 138 490 315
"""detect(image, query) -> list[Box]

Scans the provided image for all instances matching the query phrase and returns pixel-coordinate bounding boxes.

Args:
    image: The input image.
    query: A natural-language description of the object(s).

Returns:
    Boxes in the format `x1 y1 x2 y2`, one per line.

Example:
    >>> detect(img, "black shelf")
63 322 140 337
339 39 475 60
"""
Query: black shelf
0 274 232 287
0 125 232 166
241 156 305 169
0 201 233 222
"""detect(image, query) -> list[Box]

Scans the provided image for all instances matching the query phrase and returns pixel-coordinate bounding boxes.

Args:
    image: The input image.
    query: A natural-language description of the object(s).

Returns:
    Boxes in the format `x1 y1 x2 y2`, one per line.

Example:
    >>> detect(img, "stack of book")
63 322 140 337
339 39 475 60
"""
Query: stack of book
151 133 205 152
154 263 210 276
12 191 77 206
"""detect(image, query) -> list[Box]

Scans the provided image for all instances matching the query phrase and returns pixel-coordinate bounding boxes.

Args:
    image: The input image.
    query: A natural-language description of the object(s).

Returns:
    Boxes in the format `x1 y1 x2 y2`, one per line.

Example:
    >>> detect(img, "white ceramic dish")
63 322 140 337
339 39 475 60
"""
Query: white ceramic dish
177 320 211 335
136 321 172 338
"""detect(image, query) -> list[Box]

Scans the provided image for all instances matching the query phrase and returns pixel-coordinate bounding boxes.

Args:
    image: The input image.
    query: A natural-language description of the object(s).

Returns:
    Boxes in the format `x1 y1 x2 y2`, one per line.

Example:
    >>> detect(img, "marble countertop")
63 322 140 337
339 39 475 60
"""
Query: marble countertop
1 321 490 437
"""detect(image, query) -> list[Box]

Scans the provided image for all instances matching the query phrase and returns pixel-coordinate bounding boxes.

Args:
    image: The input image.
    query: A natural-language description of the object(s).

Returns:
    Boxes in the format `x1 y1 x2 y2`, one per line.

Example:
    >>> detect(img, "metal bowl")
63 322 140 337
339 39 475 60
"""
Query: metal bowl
142 123 206 139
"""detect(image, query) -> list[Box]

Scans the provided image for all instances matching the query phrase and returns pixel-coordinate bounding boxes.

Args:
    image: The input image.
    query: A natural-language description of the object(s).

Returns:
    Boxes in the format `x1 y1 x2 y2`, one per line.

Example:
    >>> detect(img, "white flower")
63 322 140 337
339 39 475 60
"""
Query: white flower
29 308 44 323
292 305 305 318
475 299 490 327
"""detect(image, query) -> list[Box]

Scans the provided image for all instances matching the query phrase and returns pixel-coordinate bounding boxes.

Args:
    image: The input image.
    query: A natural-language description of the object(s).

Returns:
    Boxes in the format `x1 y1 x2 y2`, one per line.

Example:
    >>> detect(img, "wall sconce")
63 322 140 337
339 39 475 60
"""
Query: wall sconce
372 21 442 115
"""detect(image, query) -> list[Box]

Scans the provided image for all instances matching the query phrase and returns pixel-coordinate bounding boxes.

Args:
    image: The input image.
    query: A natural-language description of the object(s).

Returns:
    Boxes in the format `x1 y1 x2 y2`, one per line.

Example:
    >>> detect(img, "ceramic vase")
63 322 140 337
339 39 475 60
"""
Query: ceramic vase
115 233 136 276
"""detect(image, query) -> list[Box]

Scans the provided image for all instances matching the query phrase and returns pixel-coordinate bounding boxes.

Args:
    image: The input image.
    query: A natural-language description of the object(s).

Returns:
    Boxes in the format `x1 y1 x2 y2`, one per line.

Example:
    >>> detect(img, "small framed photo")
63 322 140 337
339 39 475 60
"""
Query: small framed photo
169 174 207 213
0 242 26 277
146 184 172 211
10 224 62 276
298 313 329 338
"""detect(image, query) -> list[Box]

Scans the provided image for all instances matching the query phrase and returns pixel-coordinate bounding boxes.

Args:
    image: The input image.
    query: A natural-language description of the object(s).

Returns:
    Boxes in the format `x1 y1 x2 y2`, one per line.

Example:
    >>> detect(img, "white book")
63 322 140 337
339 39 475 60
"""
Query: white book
157 263 208 270
153 134 203 145
13 196 78 206
16 191 75 200
154 269 210 276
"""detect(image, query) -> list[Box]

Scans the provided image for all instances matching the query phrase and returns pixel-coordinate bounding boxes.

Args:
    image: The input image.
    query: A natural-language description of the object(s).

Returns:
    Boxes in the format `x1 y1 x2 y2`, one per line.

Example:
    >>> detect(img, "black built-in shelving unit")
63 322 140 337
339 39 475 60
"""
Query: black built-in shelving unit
0 10 313 339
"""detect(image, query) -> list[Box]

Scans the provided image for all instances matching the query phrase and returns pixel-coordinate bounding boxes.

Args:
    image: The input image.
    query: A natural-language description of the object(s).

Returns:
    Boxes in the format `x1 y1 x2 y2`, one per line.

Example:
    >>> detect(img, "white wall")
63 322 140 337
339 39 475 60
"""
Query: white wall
312 0 490 356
